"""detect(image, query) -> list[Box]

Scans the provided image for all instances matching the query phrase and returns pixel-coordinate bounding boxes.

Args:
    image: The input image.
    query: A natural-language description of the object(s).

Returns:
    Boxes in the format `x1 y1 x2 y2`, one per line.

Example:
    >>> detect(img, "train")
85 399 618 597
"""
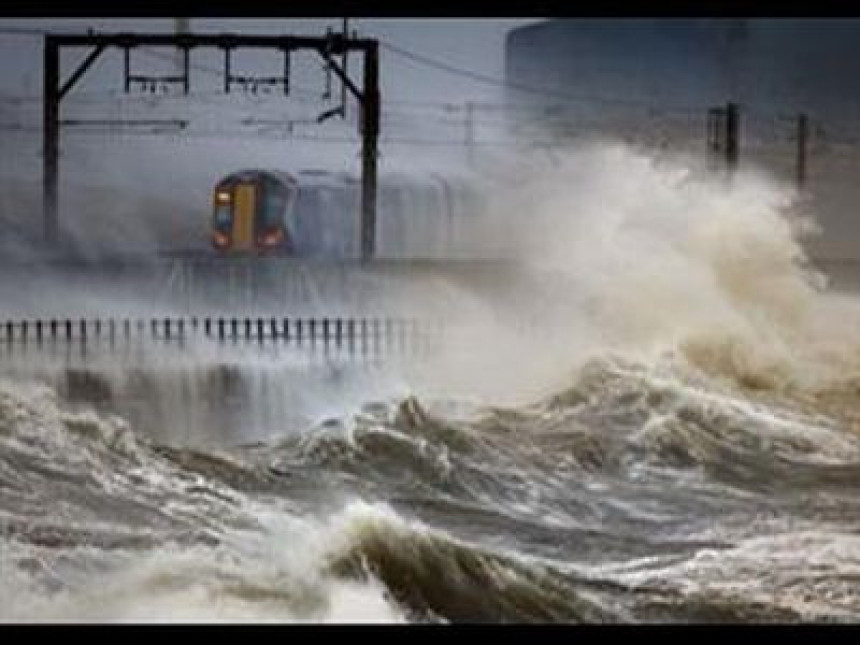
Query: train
210 168 487 259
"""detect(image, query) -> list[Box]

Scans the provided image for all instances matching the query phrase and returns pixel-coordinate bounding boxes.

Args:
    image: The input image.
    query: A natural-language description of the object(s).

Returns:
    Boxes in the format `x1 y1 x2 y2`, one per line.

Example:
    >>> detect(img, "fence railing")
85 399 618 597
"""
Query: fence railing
0 315 442 358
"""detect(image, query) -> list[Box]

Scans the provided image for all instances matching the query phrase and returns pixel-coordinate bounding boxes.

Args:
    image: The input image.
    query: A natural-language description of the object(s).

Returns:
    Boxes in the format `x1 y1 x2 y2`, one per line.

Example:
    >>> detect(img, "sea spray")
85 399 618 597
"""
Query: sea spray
403 143 860 411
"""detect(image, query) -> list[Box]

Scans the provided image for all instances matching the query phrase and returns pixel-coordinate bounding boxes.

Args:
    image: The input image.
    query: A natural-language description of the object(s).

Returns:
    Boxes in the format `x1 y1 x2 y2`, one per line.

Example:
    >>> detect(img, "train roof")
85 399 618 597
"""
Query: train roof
294 169 356 188
215 167 479 192
292 170 439 189
216 169 297 187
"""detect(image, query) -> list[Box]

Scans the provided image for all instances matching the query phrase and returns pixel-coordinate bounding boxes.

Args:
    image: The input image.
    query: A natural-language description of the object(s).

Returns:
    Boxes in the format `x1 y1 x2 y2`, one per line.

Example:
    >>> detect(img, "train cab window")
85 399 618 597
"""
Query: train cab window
213 202 232 230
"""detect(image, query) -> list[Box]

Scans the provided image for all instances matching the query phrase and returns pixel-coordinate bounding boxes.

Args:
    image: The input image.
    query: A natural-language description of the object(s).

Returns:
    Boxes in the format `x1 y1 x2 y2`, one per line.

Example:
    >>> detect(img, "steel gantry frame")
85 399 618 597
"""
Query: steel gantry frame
43 31 381 259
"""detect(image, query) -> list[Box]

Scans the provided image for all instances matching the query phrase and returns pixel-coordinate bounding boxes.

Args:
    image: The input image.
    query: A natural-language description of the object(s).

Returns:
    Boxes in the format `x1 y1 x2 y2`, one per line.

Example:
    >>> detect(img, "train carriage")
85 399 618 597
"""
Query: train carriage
210 168 481 259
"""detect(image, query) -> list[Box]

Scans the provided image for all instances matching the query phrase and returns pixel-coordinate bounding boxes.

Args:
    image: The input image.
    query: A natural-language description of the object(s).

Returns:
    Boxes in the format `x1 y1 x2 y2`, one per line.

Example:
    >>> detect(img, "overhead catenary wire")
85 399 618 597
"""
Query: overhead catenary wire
0 25 704 114
0 27 736 129
378 39 706 115
0 120 566 148
6 24 860 150
7 110 860 151
0 25 840 124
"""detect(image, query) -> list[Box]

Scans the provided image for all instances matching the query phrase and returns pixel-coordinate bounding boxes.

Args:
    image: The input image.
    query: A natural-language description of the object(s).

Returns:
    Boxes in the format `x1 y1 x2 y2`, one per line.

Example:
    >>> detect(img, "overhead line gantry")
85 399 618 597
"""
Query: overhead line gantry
43 31 380 259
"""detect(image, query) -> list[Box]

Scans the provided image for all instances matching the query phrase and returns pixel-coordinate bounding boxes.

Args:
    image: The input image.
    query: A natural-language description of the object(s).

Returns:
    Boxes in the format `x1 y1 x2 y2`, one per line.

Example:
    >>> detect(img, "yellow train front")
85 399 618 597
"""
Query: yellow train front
211 170 296 254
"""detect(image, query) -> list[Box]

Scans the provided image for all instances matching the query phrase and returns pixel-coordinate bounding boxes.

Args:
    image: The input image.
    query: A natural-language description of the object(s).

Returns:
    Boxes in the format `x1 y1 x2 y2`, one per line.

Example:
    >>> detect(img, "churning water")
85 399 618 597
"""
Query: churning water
2 143 860 622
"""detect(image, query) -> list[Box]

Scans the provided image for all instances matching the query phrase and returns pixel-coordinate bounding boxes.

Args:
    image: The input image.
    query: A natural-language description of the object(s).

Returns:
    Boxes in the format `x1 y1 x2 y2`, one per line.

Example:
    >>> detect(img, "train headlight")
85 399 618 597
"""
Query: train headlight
216 190 231 203
213 231 229 248
260 229 284 247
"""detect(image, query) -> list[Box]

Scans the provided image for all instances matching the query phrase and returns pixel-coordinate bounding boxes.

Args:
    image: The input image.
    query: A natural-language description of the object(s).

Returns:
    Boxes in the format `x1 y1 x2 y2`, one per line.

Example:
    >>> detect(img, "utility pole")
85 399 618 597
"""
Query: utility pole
796 112 808 189
360 41 379 259
725 101 739 173
707 106 724 172
43 39 59 244
707 102 740 179
341 18 349 120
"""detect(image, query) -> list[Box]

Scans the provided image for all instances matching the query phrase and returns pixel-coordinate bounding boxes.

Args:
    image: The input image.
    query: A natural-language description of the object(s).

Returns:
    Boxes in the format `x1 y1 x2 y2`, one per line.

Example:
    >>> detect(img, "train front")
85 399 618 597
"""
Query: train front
211 170 296 253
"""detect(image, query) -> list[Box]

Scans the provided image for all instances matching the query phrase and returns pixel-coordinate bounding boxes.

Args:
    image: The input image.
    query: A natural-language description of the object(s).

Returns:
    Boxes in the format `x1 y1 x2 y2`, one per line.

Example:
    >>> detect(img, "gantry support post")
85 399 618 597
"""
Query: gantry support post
43 37 59 245
42 32 381 257
797 112 808 189
725 101 739 174
360 42 379 261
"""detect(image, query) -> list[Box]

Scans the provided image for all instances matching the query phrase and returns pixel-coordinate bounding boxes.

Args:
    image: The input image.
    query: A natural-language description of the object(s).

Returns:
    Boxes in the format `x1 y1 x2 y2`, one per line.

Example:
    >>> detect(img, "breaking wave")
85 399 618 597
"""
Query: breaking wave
3 143 860 622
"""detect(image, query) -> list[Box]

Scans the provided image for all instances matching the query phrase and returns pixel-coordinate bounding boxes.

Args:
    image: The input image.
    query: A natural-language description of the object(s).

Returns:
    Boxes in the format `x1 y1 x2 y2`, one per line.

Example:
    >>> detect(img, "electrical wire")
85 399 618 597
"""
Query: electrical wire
4 25 857 145
378 39 705 115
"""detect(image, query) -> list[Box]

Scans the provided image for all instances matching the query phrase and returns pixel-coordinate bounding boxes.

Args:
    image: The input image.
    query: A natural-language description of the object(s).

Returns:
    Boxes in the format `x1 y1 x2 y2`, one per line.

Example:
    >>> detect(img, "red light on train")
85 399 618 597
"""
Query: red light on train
260 229 284 247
